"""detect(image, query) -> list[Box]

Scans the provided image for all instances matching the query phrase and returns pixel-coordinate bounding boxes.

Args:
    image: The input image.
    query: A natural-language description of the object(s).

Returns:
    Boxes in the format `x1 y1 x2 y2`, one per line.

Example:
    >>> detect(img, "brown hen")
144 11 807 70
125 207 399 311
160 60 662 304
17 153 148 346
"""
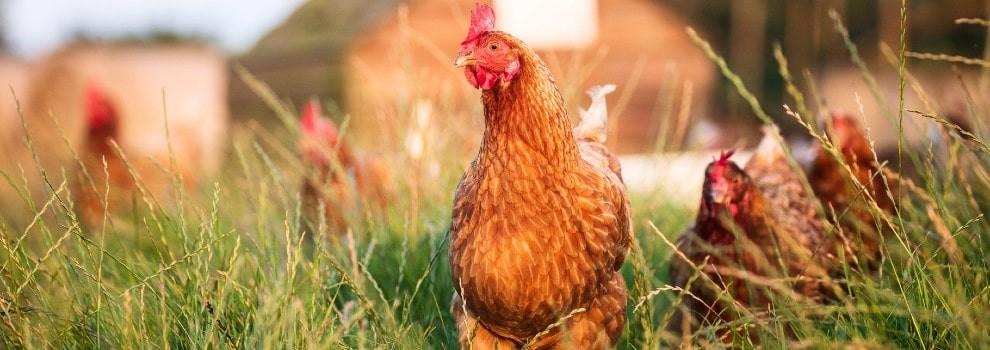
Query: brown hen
299 98 392 235
668 130 833 339
808 112 895 270
75 83 133 228
448 4 631 349
74 82 200 229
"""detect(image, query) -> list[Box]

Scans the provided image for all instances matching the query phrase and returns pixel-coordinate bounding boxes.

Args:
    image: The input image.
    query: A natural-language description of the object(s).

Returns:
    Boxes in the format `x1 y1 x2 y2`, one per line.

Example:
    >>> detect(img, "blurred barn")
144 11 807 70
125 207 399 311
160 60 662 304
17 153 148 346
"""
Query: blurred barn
231 0 394 121
818 66 978 154
1 43 229 221
232 0 990 155
0 55 32 217
0 55 29 154
343 0 715 153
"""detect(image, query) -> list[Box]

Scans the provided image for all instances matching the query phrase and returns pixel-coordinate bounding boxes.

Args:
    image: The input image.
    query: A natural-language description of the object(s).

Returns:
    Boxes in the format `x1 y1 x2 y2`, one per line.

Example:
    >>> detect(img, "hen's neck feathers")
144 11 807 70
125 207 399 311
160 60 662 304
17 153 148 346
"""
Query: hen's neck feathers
479 35 579 169
86 122 119 157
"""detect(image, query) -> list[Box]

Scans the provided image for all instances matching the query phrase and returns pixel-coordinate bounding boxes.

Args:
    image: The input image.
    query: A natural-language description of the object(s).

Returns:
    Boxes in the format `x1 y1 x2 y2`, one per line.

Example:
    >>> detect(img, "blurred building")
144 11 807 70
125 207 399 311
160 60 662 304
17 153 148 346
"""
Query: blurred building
0 43 229 218
818 65 980 153
662 0 989 129
0 55 31 216
0 56 29 149
1 4 30 216
341 0 714 153
231 0 394 121
495 0 599 50
231 0 990 153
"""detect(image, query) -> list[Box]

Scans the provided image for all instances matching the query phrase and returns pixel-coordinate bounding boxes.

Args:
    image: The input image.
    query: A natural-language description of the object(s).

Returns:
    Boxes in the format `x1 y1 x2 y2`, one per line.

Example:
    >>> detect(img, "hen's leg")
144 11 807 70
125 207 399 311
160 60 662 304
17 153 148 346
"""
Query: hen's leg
451 293 518 349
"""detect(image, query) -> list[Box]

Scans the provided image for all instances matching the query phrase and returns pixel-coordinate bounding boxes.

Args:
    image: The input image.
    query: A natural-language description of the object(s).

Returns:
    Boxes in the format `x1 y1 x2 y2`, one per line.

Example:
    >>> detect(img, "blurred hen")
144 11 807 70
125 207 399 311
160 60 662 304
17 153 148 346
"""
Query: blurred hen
808 113 896 270
669 129 833 339
298 98 392 235
74 83 133 227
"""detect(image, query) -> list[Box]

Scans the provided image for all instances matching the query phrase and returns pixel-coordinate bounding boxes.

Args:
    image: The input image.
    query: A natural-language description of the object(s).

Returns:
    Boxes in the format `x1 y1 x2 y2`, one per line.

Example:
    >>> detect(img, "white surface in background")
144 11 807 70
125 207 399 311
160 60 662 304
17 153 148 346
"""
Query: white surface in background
495 0 598 50
619 151 754 206
1 0 304 57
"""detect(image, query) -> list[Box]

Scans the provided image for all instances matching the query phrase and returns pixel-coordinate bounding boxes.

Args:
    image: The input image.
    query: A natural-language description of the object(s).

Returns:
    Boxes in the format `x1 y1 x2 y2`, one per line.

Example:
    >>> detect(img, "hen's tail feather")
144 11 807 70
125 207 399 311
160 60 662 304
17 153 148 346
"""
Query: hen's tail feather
574 84 616 144
574 84 623 181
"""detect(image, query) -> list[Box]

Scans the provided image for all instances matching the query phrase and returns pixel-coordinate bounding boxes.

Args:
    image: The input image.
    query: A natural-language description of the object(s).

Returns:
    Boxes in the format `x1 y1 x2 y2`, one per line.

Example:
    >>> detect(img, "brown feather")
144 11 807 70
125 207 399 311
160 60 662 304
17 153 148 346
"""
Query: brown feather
809 113 895 271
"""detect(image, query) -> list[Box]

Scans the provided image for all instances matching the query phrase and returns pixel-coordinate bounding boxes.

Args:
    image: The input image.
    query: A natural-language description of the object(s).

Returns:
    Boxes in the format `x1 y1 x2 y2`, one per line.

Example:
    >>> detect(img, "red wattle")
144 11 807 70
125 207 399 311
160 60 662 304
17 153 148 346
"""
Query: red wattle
464 68 479 89
465 66 499 90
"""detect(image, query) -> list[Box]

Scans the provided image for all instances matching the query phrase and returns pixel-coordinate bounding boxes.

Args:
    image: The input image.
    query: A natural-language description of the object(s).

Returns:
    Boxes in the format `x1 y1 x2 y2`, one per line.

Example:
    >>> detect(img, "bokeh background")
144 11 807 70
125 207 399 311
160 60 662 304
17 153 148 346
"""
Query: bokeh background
0 0 986 214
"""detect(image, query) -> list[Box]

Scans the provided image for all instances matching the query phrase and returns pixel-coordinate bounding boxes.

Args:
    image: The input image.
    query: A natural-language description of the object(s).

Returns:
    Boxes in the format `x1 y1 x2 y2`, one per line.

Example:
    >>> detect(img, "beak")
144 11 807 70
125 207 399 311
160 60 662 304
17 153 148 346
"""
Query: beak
454 52 477 68
703 191 716 216
703 183 731 218
710 187 732 205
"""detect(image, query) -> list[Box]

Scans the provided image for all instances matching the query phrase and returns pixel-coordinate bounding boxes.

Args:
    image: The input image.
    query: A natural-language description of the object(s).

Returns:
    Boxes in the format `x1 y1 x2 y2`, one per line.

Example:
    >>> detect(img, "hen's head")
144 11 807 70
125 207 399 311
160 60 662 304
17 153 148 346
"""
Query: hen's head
827 112 872 163
700 151 753 220
299 98 346 168
454 2 521 90
85 82 116 133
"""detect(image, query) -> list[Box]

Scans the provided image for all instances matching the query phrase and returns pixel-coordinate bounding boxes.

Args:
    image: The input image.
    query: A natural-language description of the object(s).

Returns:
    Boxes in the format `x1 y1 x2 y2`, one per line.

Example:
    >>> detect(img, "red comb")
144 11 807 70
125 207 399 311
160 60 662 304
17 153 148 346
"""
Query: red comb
715 149 735 166
299 97 339 141
85 82 114 129
830 112 858 129
706 149 737 183
462 2 495 45
301 97 322 133
299 97 344 166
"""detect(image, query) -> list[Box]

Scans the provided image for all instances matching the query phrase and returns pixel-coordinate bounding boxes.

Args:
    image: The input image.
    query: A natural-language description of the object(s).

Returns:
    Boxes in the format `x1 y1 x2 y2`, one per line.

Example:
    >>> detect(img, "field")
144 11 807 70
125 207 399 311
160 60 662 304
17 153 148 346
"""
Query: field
3 8 990 350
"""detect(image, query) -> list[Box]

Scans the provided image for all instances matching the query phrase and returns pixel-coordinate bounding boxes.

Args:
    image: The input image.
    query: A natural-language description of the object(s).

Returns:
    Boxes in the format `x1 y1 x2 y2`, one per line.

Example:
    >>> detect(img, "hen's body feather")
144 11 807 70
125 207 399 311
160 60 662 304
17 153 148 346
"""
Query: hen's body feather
301 155 391 233
450 33 630 349
76 122 131 228
808 114 895 270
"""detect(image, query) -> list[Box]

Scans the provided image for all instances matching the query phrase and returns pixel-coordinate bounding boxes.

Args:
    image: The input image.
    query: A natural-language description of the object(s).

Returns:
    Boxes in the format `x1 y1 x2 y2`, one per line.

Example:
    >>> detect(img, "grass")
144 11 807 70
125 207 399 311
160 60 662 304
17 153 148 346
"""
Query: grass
3 6 990 349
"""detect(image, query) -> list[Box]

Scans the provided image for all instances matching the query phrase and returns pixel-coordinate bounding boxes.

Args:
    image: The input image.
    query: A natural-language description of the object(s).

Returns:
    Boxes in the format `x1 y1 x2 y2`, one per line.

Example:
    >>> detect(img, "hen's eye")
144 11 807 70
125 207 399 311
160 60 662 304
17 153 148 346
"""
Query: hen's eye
489 43 498 51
